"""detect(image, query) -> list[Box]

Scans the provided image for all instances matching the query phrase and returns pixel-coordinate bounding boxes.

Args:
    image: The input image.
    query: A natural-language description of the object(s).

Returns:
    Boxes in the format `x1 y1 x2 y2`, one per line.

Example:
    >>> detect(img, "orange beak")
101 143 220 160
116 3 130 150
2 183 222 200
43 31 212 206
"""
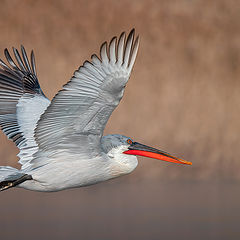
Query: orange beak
123 142 192 165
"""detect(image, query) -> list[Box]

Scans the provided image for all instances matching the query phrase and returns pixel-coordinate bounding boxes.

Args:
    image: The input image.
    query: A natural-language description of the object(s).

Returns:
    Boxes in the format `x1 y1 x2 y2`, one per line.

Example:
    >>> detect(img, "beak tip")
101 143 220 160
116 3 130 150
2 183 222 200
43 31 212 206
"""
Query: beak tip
179 159 192 165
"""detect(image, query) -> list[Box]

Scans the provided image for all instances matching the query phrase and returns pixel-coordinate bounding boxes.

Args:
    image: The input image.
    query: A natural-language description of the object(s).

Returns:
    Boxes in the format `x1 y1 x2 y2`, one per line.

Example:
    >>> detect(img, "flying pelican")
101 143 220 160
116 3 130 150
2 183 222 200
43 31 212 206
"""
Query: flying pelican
0 29 191 192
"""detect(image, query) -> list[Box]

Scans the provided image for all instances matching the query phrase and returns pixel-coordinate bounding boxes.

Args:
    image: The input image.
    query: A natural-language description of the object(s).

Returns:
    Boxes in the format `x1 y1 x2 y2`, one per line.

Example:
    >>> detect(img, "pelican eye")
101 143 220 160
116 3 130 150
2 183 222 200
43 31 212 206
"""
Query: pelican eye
127 139 132 144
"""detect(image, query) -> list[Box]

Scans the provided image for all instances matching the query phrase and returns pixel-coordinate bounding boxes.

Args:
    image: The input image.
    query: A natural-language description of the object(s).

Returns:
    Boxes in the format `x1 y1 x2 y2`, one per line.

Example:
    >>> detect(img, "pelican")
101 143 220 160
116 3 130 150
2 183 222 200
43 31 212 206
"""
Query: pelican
0 29 191 192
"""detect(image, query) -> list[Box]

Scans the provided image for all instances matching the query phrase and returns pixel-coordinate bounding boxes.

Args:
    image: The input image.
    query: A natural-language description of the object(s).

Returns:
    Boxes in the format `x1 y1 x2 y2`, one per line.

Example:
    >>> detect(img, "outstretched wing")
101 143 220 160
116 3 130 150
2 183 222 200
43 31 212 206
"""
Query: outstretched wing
0 46 50 169
35 30 139 156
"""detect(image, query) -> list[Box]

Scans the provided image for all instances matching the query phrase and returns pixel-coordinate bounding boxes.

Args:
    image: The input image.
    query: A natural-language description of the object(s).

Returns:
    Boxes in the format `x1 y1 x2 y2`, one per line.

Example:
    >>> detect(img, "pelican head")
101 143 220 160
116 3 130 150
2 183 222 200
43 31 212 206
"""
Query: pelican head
101 134 192 178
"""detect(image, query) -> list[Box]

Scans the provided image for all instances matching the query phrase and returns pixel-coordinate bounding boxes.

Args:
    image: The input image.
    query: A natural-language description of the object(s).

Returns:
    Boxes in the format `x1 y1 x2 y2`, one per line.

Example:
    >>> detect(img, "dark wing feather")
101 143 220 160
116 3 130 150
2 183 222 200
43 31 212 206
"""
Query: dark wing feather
0 46 50 169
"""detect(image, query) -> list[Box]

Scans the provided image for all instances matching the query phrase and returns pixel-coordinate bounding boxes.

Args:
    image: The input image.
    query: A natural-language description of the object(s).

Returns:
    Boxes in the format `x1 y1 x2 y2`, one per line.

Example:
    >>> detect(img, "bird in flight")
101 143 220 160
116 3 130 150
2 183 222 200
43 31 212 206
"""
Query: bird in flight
0 29 191 192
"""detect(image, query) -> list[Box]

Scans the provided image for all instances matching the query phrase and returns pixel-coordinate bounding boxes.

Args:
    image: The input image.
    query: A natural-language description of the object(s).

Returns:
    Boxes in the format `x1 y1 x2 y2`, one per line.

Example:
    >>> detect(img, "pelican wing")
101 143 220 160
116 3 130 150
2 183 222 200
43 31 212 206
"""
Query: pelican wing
35 30 139 155
0 46 50 169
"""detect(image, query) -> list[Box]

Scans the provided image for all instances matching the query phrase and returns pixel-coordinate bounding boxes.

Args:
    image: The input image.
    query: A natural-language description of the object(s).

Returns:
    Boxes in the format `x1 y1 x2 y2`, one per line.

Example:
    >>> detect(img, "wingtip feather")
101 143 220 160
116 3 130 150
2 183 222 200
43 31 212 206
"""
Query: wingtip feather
21 45 32 73
100 41 109 64
128 34 140 71
31 50 37 76
117 32 126 66
13 47 27 72
109 36 117 64
123 29 135 68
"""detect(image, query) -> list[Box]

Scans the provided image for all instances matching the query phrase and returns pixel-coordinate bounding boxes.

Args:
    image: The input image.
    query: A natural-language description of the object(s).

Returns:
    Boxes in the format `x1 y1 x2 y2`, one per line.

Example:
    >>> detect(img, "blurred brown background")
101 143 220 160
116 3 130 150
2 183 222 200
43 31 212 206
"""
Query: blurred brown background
0 0 240 239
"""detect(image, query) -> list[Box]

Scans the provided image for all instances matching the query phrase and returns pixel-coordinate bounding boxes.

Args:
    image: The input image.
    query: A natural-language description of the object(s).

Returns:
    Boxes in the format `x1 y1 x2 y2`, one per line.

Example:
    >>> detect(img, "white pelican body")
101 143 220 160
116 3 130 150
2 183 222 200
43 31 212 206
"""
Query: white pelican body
20 135 138 191
0 30 191 192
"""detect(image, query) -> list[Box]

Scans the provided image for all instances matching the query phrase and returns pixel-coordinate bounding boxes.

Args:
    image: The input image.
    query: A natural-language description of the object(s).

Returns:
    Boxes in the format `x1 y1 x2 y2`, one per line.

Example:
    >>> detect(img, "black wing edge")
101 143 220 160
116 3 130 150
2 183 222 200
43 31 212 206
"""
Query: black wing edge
0 45 44 95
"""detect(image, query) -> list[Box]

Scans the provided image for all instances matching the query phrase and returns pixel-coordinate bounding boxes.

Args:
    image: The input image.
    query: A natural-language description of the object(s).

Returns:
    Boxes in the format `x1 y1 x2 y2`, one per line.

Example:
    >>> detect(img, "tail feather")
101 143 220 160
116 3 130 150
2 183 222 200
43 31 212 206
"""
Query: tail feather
0 166 32 191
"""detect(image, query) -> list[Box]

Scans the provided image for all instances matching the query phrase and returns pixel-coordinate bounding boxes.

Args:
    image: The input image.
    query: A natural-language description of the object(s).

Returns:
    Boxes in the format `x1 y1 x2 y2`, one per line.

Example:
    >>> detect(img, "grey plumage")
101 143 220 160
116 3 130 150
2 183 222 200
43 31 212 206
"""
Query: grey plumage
0 46 47 147
0 29 140 191
34 29 139 156
0 45 50 169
